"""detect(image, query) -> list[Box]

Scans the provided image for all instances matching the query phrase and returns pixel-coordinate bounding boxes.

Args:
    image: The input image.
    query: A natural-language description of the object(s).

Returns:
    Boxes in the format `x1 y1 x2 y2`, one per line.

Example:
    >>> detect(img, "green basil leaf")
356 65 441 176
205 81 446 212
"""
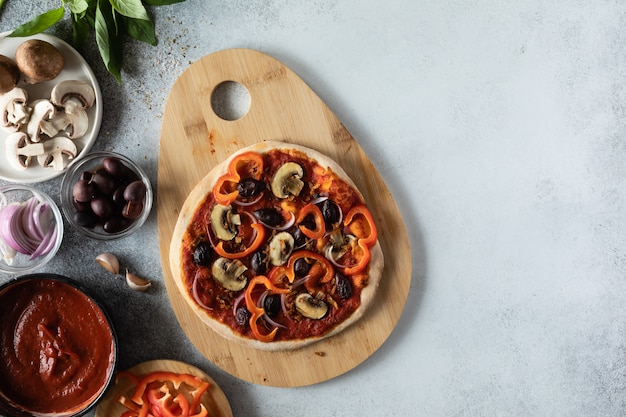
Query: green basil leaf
71 13 91 46
95 0 123 83
8 6 66 37
66 0 90 14
143 0 186 5
110 0 149 20
126 17 156 46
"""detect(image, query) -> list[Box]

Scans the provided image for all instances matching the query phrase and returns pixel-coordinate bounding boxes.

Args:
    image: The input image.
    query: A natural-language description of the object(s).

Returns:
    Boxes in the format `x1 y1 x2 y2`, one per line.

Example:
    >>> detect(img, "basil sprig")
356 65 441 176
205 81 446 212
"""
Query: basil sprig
6 0 186 83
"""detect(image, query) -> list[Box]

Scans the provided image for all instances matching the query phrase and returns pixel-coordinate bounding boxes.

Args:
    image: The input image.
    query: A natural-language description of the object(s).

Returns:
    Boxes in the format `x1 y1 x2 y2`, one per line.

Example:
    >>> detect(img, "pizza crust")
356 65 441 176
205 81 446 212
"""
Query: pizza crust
169 141 384 351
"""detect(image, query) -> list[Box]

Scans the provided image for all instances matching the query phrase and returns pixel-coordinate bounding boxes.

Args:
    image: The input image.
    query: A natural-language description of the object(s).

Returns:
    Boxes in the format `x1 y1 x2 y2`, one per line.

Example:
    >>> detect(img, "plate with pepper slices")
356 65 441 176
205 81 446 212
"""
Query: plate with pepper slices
95 359 232 417
169 141 383 351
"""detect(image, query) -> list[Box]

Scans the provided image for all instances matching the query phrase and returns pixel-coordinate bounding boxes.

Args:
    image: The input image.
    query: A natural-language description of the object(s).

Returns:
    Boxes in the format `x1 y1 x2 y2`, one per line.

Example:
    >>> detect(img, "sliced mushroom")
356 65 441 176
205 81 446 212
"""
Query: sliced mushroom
271 162 304 198
37 137 77 171
326 230 357 260
50 80 96 110
295 293 328 319
210 204 241 241
211 257 248 291
5 131 44 171
27 99 56 142
0 87 31 132
268 231 295 266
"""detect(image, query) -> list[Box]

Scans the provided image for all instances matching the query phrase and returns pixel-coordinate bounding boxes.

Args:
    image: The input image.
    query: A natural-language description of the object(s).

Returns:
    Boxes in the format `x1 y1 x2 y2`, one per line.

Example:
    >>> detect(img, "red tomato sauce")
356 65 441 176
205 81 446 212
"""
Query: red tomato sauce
0 277 116 416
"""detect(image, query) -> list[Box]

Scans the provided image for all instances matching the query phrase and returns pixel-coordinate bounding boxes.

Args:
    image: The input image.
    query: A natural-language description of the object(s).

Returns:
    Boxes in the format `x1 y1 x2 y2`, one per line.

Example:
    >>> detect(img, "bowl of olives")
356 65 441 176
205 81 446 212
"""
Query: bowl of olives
60 151 152 240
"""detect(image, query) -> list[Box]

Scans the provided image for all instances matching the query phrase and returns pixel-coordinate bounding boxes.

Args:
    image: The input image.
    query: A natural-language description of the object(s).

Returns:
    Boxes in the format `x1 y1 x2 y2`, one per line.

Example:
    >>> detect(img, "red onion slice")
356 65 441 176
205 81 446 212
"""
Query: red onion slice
233 193 264 207
232 292 246 316
29 224 56 260
192 271 213 311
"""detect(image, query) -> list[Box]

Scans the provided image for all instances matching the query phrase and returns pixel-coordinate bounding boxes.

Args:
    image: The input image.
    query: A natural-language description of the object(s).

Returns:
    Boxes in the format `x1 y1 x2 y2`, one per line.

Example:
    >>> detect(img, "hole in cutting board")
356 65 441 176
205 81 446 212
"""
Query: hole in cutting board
211 81 251 121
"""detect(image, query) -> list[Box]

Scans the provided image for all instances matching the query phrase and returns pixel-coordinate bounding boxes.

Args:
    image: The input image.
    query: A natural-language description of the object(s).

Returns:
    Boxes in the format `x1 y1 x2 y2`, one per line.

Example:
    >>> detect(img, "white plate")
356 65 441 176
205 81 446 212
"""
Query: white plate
0 32 102 183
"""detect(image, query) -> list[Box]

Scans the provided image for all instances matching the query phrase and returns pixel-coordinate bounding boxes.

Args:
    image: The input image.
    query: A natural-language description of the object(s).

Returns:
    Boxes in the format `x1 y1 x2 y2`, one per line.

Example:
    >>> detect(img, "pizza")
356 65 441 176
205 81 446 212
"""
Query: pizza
169 141 383 351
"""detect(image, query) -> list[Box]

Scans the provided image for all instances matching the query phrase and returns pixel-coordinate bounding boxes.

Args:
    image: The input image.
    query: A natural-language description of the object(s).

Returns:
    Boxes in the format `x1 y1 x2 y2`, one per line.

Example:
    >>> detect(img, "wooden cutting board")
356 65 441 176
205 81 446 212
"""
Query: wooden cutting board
157 48 411 387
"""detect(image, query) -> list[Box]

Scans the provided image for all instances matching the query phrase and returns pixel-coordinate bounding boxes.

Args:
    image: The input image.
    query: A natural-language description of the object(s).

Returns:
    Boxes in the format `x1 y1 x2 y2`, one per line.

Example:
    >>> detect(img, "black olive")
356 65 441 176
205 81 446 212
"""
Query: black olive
291 227 307 248
254 208 283 227
91 169 118 196
293 258 310 277
72 179 97 203
103 217 132 233
73 211 97 228
238 178 265 197
263 294 280 317
235 307 251 327
336 273 353 299
193 241 213 266
299 214 317 231
319 199 340 225
250 251 268 274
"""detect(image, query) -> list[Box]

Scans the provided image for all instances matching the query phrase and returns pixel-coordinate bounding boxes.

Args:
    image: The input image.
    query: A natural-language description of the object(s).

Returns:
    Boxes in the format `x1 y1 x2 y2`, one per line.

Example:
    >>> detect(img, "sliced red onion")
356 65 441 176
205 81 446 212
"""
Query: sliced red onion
233 193 264 207
29 224 56 260
0 203 29 254
280 293 290 317
232 292 246 316
291 275 310 290
192 271 213 311
324 244 346 269
263 313 287 330
310 194 329 205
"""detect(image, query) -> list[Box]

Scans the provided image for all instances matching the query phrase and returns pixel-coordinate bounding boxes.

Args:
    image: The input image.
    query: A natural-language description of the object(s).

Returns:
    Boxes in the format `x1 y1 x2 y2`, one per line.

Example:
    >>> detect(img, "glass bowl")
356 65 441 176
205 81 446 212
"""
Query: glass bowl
0 185 63 275
60 151 153 240
0 274 117 417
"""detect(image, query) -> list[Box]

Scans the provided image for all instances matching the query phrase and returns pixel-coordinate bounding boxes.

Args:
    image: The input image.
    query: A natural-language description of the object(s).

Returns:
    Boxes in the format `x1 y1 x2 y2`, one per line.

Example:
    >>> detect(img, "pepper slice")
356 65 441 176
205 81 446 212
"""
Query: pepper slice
343 205 377 246
268 250 334 285
244 275 290 342
296 203 326 239
214 151 264 205
214 222 265 259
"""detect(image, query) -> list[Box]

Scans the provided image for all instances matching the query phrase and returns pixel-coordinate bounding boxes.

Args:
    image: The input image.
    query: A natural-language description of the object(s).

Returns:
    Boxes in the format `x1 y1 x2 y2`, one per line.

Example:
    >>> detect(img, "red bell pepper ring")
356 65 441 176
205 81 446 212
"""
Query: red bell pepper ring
296 203 326 239
244 275 290 342
214 222 265 259
214 151 264 205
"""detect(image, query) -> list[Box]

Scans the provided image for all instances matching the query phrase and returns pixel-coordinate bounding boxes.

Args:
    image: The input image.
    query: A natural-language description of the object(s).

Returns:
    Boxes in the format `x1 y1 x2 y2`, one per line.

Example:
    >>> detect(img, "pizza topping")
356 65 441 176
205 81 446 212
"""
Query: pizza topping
211 257 248 291
335 272 353 299
192 241 213 266
237 178 266 198
214 151 264 205
214 222 265 259
253 207 295 231
245 276 290 342
209 204 240 241
268 231 295 266
271 161 304 198
317 198 341 225
295 293 328 319
296 202 326 239
250 250 269 274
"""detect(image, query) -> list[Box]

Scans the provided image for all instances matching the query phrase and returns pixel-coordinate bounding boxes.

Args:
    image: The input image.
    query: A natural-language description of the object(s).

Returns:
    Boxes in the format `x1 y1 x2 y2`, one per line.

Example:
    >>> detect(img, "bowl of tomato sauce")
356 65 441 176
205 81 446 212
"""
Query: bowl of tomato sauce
0 274 117 417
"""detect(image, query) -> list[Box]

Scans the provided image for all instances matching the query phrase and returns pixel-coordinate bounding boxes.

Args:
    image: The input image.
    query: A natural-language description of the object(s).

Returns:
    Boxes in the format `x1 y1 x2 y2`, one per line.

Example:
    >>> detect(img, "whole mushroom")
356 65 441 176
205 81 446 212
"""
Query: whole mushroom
0 55 19 93
15 39 64 84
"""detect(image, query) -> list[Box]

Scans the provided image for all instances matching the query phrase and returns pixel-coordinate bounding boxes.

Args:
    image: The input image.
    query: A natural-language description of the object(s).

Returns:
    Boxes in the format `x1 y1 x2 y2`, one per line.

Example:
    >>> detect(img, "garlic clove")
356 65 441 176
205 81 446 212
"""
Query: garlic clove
125 269 151 292
96 253 120 275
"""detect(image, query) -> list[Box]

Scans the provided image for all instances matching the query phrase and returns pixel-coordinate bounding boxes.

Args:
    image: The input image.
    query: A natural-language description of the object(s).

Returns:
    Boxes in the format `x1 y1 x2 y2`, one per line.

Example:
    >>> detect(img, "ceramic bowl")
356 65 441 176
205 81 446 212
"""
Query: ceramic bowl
0 274 117 417
60 151 152 240
0 185 63 275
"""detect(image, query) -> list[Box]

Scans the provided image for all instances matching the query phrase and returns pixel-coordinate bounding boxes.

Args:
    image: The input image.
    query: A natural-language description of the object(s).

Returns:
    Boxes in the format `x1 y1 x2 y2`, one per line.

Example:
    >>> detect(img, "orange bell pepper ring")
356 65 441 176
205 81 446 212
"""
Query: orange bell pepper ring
268 250 334 285
296 203 326 239
341 205 377 275
244 275 290 342
214 151 264 205
214 222 265 259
